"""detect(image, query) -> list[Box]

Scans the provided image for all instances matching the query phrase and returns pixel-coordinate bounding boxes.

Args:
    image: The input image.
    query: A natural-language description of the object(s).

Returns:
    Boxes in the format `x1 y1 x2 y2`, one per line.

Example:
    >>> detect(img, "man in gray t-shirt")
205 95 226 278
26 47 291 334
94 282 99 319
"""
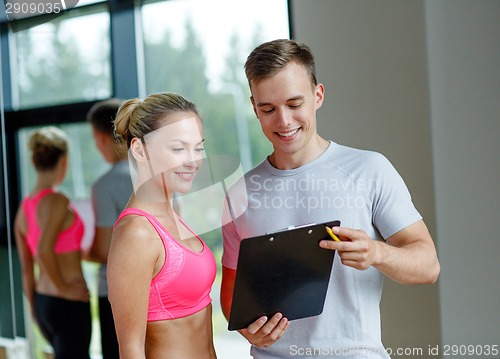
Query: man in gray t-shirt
87 99 133 359
220 39 440 359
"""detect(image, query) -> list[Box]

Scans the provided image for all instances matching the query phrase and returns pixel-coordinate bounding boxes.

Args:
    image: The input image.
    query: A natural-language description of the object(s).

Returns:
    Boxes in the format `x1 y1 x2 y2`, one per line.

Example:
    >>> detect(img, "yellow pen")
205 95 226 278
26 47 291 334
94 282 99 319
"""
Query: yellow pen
325 226 341 242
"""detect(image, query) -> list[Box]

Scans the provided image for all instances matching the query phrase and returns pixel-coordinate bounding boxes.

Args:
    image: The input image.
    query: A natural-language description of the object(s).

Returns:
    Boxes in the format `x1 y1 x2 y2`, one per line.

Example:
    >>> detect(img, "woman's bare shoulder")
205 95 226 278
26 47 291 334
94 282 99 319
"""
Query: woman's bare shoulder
40 191 69 206
108 213 162 276
111 214 161 249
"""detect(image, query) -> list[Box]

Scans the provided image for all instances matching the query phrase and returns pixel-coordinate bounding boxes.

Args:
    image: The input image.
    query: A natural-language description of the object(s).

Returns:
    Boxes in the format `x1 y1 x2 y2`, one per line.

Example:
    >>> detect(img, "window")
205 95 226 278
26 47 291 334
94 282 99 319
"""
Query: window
10 4 111 109
141 0 289 170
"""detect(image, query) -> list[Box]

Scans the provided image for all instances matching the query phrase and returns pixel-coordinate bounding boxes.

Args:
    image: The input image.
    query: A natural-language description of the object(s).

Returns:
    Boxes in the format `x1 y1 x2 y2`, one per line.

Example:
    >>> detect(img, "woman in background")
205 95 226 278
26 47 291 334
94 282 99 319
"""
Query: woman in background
107 92 217 359
14 126 91 359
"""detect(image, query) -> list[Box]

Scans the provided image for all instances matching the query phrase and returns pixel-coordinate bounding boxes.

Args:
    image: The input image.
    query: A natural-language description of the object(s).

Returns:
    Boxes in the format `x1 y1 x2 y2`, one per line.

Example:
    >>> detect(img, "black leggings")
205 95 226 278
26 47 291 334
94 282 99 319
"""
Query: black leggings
34 293 91 359
98 296 119 359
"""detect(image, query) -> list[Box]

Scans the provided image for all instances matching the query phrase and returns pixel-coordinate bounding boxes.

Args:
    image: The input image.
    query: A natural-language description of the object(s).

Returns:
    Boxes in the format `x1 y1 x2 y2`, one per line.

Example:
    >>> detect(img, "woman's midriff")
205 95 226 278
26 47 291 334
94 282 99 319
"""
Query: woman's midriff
36 250 88 300
146 304 217 359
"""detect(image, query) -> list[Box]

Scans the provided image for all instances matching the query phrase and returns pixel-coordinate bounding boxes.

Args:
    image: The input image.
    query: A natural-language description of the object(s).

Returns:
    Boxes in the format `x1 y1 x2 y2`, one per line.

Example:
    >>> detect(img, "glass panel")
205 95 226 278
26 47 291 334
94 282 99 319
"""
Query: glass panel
142 0 289 169
2 1 105 21
0 23 14 342
76 0 105 6
17 123 108 358
1 32 30 356
141 1 289 357
11 8 111 109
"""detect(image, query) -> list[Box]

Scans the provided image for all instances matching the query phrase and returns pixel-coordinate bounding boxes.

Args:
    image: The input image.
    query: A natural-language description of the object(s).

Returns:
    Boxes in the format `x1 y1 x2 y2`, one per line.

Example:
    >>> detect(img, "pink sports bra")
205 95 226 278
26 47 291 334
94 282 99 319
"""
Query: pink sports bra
115 208 216 321
22 188 85 256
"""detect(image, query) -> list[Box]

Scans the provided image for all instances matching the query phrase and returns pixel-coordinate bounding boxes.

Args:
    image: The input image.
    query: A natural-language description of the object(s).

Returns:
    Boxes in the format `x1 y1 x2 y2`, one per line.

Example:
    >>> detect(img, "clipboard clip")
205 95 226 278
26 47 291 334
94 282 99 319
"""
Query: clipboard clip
266 222 317 235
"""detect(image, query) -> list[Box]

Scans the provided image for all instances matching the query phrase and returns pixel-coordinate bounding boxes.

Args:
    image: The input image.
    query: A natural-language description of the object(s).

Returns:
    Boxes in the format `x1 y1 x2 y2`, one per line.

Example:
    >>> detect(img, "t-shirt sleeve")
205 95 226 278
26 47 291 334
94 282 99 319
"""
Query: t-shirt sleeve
221 195 241 270
370 153 422 239
221 222 241 270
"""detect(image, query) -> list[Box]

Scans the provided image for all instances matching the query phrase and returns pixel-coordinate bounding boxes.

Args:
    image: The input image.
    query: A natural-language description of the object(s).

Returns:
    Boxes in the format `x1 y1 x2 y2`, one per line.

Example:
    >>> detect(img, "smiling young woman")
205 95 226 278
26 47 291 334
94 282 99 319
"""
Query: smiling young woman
107 92 217 359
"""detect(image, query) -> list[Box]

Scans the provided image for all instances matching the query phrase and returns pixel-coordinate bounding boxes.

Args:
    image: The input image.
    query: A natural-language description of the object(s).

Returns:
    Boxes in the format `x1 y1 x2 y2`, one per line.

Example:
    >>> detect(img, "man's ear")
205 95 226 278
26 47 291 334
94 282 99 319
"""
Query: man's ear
94 130 108 150
94 129 104 143
59 153 68 170
314 83 325 110
130 138 148 162
250 96 259 119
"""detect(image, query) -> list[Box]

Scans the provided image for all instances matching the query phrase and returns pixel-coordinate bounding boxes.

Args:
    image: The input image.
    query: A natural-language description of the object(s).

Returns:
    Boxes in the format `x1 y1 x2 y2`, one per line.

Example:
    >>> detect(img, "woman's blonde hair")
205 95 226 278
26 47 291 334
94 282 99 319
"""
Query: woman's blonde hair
114 92 200 148
29 126 68 171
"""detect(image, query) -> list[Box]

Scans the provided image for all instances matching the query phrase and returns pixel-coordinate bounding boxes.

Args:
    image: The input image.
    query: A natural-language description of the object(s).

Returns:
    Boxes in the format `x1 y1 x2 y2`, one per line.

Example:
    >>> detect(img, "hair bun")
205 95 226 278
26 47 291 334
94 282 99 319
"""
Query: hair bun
29 126 68 171
114 98 142 144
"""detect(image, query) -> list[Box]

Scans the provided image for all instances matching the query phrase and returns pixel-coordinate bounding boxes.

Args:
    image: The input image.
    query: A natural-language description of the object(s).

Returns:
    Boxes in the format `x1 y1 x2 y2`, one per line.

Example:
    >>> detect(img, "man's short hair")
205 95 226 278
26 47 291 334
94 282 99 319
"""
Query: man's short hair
87 98 123 135
244 39 317 89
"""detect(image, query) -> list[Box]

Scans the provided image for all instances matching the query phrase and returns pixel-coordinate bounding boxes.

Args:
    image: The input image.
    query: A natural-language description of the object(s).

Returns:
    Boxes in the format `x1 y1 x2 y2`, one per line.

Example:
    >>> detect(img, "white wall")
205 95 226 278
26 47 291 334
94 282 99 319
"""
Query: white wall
291 0 499 355
425 0 500 347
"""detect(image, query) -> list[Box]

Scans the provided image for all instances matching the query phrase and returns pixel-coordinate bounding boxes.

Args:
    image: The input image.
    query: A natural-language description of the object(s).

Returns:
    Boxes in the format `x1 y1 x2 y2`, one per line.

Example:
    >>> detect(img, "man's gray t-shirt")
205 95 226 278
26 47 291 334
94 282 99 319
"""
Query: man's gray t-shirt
92 160 133 296
222 142 421 359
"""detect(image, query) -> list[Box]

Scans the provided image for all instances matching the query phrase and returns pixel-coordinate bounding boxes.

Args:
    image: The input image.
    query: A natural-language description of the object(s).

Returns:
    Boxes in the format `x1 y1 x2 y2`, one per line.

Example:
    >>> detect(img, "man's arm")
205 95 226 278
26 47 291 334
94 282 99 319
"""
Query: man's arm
85 226 113 263
220 265 236 321
320 219 440 284
85 180 116 263
221 265 289 347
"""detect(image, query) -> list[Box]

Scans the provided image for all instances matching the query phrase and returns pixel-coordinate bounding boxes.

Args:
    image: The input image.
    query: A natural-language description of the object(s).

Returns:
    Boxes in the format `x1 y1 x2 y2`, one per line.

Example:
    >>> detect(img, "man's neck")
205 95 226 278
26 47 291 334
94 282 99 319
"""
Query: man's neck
268 136 330 170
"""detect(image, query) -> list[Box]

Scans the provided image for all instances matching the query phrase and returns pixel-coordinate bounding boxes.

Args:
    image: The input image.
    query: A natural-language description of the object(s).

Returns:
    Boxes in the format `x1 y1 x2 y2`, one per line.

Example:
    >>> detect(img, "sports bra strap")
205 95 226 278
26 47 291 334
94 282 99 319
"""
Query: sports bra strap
116 208 168 238
116 207 152 222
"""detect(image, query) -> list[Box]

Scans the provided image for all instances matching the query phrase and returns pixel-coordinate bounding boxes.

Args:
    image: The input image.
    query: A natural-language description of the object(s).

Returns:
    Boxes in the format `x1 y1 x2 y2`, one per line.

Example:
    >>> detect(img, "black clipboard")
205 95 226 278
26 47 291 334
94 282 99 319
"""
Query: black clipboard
228 220 340 331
